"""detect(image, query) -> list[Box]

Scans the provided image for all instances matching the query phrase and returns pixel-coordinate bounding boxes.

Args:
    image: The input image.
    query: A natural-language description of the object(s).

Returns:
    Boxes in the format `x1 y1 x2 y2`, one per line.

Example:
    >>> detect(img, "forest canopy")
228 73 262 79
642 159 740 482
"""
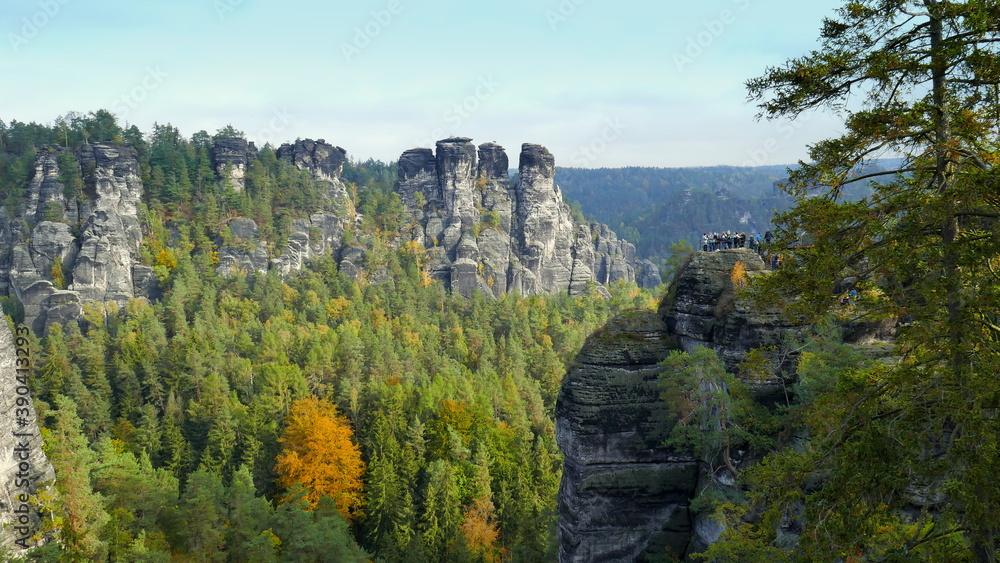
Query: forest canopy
0 114 660 561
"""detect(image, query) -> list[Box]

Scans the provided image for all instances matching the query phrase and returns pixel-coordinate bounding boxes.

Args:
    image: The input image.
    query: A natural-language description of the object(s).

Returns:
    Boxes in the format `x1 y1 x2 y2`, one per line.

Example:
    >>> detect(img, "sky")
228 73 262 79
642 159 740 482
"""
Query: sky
1 0 846 168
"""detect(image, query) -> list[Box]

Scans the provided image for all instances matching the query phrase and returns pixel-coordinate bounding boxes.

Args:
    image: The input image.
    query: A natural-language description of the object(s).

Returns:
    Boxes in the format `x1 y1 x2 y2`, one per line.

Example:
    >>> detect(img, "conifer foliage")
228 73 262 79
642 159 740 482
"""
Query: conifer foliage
707 1 1000 560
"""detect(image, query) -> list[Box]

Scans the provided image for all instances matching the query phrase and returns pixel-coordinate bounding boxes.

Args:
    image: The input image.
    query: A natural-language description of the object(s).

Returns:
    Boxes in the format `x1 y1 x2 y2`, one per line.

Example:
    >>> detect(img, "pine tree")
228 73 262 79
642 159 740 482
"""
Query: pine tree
740 0 1000 559
179 469 227 561
271 488 369 563
225 466 279 562
91 440 179 559
43 396 110 561
419 459 463 561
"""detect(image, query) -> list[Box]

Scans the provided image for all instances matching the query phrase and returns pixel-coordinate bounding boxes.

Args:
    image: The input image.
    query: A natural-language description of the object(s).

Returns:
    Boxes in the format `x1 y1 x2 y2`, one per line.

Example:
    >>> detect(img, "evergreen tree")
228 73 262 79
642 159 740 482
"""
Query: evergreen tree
225 467 279 562
43 396 110 561
733 0 1000 559
271 487 369 562
419 459 463 561
179 469 227 561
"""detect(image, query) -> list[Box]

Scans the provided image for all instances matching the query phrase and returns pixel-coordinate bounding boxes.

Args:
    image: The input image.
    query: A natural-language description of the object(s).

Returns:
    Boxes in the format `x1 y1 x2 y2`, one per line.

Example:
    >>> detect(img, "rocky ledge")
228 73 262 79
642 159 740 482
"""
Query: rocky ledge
0 144 150 336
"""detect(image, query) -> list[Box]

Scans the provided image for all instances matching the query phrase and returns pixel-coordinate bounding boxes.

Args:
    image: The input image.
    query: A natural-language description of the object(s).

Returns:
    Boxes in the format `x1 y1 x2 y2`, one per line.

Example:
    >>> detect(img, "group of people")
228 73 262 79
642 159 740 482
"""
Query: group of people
701 230 773 253
701 230 782 268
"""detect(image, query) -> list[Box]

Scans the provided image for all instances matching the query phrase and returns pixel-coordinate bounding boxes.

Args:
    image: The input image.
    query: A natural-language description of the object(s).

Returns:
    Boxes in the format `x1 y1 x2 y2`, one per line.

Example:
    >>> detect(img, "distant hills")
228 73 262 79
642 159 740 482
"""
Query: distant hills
554 160 900 262
554 165 793 262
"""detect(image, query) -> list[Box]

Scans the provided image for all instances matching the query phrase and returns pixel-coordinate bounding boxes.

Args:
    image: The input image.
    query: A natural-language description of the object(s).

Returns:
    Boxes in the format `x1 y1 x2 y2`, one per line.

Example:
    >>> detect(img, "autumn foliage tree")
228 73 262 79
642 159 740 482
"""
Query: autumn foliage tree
460 449 504 562
275 396 365 520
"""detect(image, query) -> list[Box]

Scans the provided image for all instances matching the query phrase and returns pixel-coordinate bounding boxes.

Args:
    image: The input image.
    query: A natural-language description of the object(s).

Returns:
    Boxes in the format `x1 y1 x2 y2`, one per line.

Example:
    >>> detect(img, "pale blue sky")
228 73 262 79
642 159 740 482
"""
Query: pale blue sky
2 0 844 167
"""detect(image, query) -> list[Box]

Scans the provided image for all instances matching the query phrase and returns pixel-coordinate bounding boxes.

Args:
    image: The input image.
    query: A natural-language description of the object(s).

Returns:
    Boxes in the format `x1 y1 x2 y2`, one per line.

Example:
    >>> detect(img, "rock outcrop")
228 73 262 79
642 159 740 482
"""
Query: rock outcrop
556 249 798 561
396 139 660 298
213 138 357 278
211 137 258 192
0 144 148 336
216 218 270 278
0 321 55 551
276 139 348 183
1 137 658 331
665 249 797 369
556 310 695 561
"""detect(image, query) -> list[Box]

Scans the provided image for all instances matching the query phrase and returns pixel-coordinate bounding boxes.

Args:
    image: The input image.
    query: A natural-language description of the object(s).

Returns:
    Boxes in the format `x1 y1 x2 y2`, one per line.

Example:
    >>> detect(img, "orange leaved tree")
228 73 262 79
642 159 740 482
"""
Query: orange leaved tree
275 396 365 520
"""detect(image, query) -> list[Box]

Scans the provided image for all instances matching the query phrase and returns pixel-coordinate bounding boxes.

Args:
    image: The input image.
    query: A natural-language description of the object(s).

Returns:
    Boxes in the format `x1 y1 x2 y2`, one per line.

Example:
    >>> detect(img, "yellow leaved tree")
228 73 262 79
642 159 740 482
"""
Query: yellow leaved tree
275 396 365 520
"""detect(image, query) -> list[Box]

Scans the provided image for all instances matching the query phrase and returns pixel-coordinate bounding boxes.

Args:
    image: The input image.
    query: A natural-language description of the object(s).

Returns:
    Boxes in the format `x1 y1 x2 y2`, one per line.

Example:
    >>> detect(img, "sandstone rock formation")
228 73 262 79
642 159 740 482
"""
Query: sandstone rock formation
211 137 258 192
0 321 55 551
213 138 358 278
664 249 797 378
556 310 695 561
276 138 348 183
0 144 147 336
1 137 659 332
396 139 661 298
271 140 356 276
215 218 270 278
556 249 797 561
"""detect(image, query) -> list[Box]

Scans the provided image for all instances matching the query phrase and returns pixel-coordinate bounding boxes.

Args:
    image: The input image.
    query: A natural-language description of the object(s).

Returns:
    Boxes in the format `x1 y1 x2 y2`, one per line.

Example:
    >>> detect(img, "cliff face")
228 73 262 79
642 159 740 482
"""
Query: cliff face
0 144 150 336
0 321 55 551
270 140 355 276
665 249 800 399
556 249 797 561
396 139 661 298
556 310 695 561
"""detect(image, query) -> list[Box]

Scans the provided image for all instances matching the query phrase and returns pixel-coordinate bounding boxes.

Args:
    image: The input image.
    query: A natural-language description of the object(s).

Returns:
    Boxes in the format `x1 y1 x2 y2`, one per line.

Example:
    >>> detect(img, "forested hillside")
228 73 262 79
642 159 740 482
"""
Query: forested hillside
0 114 658 561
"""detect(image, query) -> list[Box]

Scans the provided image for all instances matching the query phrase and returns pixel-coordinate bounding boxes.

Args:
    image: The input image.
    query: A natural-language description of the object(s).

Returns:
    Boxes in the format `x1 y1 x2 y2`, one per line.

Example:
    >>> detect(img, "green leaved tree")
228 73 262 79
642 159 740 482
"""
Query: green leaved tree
735 0 1000 560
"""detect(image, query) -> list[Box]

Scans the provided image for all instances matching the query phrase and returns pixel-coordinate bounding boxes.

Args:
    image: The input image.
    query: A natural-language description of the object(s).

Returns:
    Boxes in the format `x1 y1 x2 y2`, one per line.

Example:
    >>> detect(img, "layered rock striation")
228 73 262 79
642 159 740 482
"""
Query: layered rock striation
665 249 799 382
396 139 661 298
556 310 695 561
556 249 798 561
